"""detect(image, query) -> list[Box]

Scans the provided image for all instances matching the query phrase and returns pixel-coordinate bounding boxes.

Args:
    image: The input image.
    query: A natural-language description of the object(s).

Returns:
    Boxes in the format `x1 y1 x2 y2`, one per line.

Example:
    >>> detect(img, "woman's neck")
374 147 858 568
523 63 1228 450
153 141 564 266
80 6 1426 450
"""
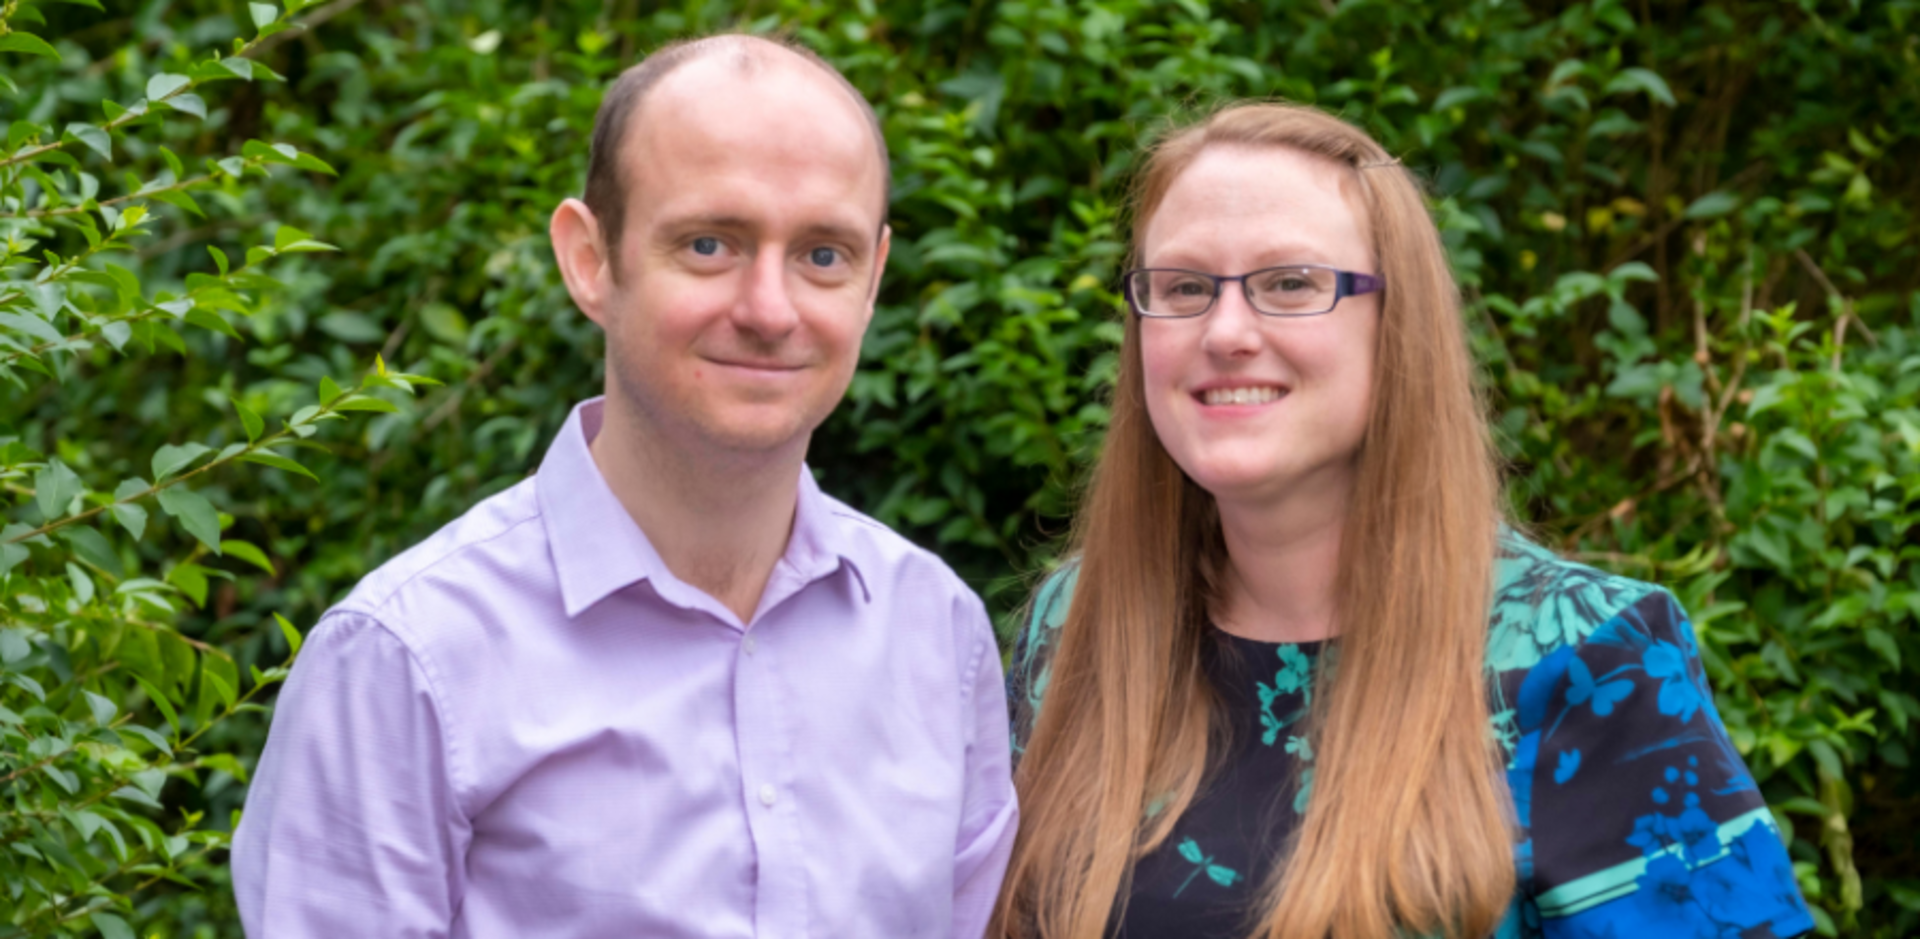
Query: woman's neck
1212 478 1350 644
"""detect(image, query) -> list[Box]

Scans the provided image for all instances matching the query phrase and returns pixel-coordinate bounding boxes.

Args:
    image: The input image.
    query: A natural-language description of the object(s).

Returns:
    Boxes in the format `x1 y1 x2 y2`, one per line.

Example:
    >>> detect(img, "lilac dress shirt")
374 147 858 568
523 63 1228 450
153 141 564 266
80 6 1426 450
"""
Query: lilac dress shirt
231 398 1019 938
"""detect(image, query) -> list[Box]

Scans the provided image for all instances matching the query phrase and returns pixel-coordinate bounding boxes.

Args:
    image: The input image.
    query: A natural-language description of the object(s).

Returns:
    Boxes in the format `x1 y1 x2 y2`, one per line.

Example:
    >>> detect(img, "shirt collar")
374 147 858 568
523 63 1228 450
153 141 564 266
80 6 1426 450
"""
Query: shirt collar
536 398 865 619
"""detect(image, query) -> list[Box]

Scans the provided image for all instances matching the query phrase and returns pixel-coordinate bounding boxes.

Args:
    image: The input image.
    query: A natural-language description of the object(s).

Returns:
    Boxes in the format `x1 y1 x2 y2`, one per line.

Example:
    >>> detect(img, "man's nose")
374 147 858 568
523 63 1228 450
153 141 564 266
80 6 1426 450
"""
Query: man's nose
733 247 801 339
1200 283 1262 358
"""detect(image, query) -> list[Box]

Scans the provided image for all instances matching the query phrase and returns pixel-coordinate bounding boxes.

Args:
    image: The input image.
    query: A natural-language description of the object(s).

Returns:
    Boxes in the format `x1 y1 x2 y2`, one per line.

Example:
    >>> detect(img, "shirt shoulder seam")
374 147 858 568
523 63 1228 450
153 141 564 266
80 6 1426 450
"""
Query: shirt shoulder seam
312 608 473 819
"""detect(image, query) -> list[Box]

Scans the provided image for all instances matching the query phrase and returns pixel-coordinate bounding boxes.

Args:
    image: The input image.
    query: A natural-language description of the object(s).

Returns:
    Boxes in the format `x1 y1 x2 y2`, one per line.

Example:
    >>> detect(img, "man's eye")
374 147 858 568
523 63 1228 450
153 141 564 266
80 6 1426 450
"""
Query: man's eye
809 246 839 267
691 237 721 256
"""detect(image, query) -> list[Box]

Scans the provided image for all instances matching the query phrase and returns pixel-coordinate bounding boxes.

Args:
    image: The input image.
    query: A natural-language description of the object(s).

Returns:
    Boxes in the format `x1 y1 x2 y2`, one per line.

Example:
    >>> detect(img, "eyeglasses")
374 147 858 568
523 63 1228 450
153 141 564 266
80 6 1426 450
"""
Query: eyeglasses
1123 264 1384 319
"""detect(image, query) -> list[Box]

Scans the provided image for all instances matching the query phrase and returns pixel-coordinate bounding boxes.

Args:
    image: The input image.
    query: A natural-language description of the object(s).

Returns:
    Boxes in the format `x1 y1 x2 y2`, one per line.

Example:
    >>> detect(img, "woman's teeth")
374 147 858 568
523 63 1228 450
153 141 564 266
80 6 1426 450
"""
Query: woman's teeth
1202 386 1283 406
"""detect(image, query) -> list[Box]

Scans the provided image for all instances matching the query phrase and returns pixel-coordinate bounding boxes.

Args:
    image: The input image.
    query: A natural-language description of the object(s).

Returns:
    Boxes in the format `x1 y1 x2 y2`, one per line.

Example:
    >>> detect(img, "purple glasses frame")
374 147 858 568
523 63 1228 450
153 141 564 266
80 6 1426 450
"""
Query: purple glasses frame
1122 264 1385 319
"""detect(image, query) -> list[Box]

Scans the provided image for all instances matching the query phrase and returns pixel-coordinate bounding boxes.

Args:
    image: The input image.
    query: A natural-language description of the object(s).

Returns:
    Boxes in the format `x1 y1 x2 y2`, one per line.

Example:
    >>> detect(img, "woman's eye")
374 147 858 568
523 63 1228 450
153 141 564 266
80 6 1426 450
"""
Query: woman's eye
691 237 721 256
1169 279 1209 297
809 246 839 267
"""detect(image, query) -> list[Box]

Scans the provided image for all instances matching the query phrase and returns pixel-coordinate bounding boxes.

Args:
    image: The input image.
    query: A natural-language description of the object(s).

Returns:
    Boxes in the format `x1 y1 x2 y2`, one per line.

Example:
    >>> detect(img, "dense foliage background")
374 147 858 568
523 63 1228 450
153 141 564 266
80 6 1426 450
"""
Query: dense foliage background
3 0 1915 935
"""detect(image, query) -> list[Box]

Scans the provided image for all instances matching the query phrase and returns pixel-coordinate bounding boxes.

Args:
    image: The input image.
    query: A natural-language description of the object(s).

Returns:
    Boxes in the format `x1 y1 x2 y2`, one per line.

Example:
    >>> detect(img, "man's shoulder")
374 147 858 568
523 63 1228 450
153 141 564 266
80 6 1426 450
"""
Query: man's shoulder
332 476 548 625
815 491 980 606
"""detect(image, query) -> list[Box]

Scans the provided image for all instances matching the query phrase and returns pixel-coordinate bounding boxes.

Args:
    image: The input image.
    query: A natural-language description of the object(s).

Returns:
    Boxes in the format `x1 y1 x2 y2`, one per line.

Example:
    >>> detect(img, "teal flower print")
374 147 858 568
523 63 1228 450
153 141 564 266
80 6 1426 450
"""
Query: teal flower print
1256 644 1313 746
1173 838 1242 897
1286 735 1315 814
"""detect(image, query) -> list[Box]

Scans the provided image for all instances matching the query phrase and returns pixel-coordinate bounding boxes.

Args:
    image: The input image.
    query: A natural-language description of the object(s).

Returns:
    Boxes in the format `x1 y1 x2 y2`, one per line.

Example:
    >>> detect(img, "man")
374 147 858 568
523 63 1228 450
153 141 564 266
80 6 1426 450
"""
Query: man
232 34 1018 938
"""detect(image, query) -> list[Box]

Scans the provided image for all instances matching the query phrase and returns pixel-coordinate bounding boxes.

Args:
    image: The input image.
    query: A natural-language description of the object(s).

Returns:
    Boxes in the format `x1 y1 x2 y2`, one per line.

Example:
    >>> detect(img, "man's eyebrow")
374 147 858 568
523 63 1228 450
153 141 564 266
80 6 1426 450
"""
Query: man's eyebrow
795 220 876 247
652 215 876 246
655 213 755 234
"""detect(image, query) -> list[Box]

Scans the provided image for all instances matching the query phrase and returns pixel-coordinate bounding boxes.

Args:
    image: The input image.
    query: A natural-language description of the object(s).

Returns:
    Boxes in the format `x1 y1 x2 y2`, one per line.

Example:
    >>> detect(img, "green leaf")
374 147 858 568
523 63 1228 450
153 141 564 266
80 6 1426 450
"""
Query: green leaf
276 612 304 656
167 564 209 610
335 395 400 413
209 244 231 274
203 653 240 710
1602 67 1676 107
232 398 264 442
68 561 95 603
317 311 387 343
35 459 83 520
134 676 180 738
83 690 118 725
220 56 255 80
145 73 191 102
240 450 318 480
156 487 222 553
1609 261 1658 283
152 442 212 480
250 2 280 28
221 539 275 575
0 628 32 665
60 525 123 577
163 92 208 120
5 536 35 577
63 122 111 160
419 302 469 344
0 33 62 59
291 152 338 175
109 503 148 540
274 224 316 250
1865 627 1901 670
1684 190 1741 220
0 310 66 345
319 375 345 403
185 306 241 338
201 751 249 783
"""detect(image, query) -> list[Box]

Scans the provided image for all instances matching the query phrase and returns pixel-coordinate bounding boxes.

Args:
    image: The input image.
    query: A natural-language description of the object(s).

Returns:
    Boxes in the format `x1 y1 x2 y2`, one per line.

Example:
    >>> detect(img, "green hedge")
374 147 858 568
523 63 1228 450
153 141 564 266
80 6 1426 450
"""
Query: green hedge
2 0 1915 935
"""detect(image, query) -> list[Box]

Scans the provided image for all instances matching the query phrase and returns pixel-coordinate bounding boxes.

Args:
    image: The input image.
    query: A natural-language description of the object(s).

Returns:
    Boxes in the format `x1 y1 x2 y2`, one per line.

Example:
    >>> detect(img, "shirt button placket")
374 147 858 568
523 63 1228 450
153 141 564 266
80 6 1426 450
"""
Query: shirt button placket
734 627 802 936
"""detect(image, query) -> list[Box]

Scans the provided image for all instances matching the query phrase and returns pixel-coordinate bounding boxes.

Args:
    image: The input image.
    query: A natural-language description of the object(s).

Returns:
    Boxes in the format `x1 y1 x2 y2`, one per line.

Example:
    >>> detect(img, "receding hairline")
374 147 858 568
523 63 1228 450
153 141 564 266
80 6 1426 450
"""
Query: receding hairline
636 36 878 147
583 33 892 257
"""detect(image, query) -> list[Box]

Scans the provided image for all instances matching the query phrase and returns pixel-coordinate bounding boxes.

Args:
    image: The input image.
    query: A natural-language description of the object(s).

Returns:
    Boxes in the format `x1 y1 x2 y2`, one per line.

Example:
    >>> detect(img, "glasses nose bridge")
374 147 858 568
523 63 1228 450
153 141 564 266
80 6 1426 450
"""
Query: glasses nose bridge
1208 271 1260 318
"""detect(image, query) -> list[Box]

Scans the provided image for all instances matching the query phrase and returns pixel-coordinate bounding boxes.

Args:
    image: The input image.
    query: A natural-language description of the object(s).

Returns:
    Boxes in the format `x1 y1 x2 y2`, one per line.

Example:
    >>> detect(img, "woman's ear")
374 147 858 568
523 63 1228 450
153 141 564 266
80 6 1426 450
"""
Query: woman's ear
550 198 612 327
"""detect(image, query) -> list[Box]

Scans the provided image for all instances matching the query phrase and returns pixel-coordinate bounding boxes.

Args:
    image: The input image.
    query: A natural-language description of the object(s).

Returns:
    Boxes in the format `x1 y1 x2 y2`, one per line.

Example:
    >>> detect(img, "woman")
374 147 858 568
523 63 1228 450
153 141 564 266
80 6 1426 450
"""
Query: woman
992 103 1812 939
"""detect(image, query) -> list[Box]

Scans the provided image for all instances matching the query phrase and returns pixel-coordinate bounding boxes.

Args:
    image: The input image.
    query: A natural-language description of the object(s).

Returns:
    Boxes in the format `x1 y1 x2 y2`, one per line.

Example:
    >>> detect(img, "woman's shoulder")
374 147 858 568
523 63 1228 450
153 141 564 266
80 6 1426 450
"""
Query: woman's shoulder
1487 531 1679 675
1007 560 1081 760
1014 560 1080 665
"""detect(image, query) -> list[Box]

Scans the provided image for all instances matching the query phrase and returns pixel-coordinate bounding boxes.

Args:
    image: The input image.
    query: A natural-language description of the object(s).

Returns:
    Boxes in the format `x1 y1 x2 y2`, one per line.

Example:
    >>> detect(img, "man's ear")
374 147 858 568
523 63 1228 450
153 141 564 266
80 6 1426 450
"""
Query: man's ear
863 223 892 313
551 198 613 327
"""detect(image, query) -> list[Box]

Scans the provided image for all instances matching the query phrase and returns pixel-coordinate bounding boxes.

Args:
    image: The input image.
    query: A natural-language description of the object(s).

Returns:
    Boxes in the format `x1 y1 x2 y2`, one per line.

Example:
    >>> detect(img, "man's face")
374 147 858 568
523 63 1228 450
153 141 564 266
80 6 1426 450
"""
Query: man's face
595 56 889 461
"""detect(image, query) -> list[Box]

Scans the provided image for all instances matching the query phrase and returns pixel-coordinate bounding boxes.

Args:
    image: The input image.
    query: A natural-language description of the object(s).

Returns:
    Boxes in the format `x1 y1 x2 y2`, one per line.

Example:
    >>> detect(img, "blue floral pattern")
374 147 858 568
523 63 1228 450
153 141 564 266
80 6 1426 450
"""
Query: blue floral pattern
1010 535 1813 939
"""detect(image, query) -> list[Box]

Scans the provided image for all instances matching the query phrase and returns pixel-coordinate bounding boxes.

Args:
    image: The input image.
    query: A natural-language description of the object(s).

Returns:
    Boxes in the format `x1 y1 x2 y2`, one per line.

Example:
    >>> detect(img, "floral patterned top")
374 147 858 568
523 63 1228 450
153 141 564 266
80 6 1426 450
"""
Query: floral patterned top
1008 535 1815 939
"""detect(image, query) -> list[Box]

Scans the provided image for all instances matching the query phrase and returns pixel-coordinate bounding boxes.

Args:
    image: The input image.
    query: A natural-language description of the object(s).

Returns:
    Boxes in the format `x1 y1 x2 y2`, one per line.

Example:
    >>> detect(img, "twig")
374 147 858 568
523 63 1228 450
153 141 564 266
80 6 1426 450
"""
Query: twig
1793 248 1878 371
241 0 367 58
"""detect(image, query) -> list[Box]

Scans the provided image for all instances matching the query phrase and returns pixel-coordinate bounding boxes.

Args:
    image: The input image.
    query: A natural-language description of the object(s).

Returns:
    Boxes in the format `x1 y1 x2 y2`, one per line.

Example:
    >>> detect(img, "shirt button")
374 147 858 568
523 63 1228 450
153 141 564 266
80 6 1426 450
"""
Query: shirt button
743 634 757 655
758 783 778 807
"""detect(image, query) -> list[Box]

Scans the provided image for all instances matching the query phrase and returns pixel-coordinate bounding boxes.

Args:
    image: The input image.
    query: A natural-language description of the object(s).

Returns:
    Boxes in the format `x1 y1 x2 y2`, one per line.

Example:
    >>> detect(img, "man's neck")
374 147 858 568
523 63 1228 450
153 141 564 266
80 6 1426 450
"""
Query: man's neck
1212 468 1352 644
588 397 803 625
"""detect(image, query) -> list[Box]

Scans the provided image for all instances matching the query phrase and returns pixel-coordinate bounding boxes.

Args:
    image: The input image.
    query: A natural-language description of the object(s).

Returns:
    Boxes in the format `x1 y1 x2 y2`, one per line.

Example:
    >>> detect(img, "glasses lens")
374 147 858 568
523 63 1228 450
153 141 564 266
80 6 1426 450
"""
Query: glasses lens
1248 266 1336 315
1133 270 1216 317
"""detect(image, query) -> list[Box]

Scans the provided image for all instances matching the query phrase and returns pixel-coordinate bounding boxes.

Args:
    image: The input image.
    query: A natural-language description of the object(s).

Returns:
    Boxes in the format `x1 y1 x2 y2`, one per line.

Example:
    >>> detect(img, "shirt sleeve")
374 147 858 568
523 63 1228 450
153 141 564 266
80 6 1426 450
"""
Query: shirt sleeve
1518 590 1815 939
231 610 469 938
950 594 1019 939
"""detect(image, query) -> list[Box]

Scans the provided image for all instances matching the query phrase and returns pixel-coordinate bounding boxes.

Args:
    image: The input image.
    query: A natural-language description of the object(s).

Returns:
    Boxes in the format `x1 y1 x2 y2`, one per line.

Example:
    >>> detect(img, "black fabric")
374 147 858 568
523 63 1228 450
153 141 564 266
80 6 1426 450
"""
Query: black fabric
1109 631 1323 939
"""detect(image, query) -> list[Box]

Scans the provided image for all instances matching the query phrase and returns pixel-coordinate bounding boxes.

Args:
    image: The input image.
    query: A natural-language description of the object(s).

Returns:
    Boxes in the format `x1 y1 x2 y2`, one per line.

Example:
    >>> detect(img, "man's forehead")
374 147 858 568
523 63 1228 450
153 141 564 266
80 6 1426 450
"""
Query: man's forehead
625 53 888 223
643 48 871 142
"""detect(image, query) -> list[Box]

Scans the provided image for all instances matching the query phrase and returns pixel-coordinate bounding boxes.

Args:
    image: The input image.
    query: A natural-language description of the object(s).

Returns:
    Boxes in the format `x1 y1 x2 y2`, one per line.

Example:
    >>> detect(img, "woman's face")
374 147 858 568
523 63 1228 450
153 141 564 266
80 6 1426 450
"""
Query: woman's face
1138 145 1380 510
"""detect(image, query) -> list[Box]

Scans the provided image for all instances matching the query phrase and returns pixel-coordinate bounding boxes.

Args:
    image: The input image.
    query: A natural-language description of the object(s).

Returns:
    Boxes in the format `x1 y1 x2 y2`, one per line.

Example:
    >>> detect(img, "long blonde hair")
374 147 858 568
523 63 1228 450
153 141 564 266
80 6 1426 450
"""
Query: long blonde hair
993 103 1514 939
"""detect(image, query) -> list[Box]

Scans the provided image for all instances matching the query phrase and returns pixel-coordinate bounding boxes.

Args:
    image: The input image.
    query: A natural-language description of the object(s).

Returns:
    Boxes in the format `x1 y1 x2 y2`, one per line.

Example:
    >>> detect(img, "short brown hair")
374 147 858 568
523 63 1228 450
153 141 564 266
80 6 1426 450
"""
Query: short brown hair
582 34 891 257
